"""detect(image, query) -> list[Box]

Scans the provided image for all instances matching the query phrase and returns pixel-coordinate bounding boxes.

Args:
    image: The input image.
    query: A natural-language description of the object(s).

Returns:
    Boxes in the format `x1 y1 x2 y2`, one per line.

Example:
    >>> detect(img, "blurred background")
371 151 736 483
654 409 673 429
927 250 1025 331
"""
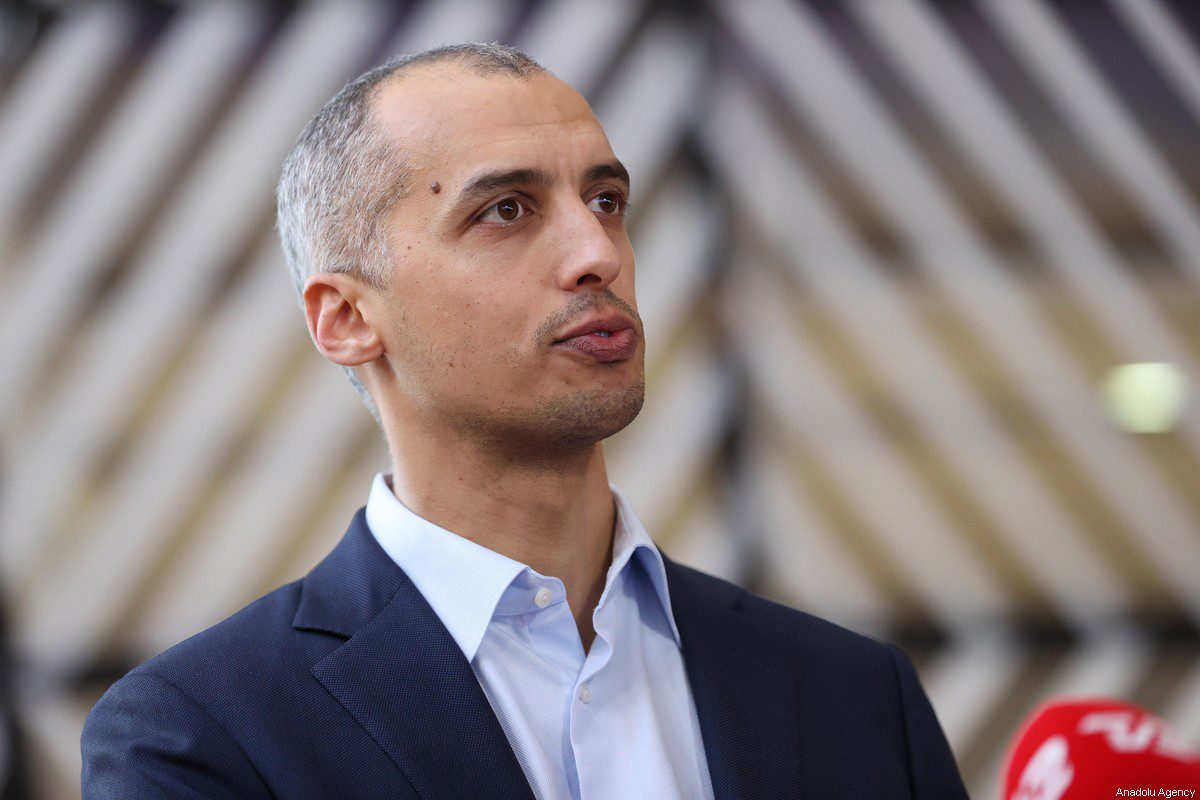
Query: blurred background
0 0 1198 797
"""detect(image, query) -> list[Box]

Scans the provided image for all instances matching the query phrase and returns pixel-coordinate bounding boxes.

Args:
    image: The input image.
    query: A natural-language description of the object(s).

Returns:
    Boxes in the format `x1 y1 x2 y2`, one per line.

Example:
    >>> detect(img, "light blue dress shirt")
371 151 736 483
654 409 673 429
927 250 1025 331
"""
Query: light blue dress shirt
365 473 715 800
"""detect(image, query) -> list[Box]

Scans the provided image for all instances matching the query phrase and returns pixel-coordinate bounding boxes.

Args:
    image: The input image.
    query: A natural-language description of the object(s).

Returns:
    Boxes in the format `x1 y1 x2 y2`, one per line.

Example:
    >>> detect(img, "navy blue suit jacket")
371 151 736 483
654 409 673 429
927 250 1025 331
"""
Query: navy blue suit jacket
82 508 968 799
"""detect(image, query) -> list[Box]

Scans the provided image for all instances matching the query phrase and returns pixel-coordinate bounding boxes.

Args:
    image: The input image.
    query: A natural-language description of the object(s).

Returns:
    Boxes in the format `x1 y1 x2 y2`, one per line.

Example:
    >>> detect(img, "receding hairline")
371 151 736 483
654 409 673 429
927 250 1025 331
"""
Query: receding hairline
305 43 554 195
357 57 572 143
358 43 551 113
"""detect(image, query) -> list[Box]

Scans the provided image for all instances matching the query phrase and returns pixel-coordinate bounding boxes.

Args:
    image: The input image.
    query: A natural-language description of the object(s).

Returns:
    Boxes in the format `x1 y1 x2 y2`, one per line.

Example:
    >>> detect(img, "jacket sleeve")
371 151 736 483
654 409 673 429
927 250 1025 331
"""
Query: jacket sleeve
81 669 273 800
886 644 971 800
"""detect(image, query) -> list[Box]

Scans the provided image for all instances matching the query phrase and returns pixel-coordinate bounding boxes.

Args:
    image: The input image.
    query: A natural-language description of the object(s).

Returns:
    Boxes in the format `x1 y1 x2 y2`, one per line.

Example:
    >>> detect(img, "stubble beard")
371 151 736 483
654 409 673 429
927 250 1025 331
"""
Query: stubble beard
453 373 646 466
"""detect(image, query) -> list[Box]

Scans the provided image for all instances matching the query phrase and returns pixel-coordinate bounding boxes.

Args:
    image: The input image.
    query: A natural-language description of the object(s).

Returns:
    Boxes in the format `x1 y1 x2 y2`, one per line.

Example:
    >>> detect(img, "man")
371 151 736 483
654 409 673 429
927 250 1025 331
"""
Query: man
81 43 968 799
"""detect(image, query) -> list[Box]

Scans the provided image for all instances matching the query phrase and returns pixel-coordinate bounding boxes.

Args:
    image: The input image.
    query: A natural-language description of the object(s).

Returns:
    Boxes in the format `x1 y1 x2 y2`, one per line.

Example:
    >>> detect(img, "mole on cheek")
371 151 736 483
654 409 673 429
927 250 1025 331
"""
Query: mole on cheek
430 181 441 194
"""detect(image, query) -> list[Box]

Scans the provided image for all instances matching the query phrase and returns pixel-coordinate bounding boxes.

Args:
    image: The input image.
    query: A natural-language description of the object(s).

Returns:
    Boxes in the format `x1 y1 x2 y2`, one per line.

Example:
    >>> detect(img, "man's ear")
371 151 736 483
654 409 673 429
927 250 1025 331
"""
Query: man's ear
302 271 384 367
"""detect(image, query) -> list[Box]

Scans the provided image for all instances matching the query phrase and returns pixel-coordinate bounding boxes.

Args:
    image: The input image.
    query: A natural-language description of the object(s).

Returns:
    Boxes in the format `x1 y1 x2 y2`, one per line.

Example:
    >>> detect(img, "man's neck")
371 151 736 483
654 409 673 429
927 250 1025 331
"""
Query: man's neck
386 432 616 654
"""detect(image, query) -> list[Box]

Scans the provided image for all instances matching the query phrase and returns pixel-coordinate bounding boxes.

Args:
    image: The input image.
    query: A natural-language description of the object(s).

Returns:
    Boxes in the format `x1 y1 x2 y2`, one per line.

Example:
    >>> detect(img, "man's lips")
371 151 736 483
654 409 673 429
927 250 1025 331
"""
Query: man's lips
553 311 637 343
553 328 637 362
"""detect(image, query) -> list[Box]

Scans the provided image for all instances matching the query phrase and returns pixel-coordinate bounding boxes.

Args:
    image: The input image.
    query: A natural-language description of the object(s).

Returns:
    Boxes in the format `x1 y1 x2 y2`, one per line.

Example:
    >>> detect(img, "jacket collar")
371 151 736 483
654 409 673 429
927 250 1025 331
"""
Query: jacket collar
294 509 804 800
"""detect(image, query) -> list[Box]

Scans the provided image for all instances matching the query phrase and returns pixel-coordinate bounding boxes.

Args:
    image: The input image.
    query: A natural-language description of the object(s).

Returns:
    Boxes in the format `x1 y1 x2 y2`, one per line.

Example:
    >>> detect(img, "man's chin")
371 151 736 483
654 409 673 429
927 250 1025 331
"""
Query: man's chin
491 379 644 451
545 382 645 442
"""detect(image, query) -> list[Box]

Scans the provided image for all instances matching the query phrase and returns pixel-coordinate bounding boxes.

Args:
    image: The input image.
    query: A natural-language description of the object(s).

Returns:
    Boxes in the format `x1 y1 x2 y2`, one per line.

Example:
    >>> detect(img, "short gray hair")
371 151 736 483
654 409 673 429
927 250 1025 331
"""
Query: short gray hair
275 42 546 424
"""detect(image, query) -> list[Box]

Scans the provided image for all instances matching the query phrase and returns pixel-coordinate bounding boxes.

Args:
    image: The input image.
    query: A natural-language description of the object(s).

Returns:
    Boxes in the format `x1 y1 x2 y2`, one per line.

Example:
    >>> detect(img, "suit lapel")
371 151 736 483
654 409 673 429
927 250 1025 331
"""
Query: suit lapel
296 510 535 800
663 553 806 800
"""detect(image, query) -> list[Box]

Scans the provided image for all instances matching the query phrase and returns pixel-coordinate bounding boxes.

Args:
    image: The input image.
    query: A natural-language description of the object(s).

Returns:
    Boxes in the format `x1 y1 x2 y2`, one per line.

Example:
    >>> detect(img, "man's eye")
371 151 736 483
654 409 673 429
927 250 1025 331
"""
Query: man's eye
479 197 528 223
587 191 625 216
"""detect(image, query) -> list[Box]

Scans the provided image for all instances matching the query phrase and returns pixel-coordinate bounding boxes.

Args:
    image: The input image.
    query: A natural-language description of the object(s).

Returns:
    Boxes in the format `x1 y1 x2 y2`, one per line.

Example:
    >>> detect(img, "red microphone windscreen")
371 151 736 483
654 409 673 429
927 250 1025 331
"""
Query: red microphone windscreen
1003 698 1200 800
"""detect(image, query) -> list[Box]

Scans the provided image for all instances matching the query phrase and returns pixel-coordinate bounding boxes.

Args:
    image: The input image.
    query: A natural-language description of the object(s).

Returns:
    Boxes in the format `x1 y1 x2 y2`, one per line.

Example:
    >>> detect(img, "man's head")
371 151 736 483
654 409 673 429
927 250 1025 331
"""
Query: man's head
276 43 644 460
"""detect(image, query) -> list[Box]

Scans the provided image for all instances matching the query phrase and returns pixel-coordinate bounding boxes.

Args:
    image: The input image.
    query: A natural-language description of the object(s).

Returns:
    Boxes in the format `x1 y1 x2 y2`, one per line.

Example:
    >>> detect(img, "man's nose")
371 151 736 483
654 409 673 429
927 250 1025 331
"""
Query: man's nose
554 200 623 291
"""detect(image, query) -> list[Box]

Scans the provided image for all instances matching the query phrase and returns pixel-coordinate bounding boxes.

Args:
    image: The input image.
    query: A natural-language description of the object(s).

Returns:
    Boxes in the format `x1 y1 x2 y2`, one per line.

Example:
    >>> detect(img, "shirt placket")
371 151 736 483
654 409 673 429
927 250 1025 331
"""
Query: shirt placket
564 569 626 800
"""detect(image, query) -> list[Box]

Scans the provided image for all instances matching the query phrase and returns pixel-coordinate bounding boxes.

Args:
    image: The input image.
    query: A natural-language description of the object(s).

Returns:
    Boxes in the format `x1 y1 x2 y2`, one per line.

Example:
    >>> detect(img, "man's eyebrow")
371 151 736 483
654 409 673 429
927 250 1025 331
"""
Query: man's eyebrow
583 161 631 192
452 167 554 211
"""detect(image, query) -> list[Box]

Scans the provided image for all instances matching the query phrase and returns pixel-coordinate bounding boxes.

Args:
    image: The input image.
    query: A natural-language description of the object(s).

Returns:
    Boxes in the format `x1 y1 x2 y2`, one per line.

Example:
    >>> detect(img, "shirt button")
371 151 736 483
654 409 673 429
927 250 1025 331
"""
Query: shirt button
534 588 552 609
579 682 592 704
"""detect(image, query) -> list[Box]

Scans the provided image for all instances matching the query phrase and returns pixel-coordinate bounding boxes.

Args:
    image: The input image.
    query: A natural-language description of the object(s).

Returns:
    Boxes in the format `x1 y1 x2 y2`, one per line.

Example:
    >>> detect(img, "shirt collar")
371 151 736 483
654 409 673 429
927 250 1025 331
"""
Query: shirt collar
364 473 682 663
607 482 682 647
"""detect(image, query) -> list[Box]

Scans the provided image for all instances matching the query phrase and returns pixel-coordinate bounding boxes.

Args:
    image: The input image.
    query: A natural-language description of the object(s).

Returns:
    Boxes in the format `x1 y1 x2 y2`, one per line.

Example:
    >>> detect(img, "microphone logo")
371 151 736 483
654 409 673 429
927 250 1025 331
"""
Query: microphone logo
1079 711 1198 762
1012 735 1074 800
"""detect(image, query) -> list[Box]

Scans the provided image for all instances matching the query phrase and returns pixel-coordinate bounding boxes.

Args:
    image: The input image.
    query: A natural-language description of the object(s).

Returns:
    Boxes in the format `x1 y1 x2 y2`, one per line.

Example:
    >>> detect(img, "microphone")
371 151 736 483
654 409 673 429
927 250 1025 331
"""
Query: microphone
1002 698 1200 799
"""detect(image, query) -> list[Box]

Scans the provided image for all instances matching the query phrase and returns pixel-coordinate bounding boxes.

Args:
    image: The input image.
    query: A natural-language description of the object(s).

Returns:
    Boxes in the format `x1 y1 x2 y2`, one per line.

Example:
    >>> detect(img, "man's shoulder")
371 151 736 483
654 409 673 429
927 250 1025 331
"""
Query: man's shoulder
667 559 903 670
100 507 390 714
116 578 333 707
81 575 374 797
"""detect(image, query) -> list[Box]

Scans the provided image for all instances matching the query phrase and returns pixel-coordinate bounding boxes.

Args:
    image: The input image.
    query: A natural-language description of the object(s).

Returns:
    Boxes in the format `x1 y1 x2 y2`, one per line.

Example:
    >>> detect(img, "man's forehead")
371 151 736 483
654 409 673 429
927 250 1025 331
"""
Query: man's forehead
370 65 611 176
